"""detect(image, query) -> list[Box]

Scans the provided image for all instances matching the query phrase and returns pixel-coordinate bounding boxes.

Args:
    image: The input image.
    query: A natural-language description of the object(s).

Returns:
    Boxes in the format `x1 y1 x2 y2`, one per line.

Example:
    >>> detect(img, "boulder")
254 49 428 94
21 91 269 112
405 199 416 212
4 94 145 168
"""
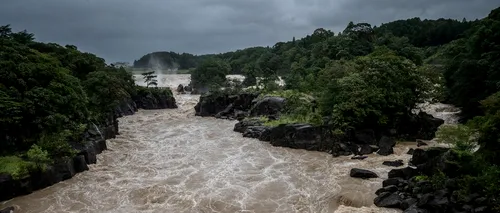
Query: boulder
249 96 286 117
388 167 418 179
383 177 406 187
383 160 404 167
177 84 185 93
374 192 402 208
184 85 192 92
375 185 399 195
242 126 272 140
268 124 334 152
359 144 376 155
396 112 444 141
378 136 396 156
54 159 76 181
73 155 89 173
350 168 379 179
195 93 258 118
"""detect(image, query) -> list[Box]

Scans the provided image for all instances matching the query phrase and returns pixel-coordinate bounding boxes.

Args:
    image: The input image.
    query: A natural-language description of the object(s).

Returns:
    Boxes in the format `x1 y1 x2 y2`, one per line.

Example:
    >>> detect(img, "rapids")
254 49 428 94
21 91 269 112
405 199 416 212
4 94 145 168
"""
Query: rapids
0 74 458 213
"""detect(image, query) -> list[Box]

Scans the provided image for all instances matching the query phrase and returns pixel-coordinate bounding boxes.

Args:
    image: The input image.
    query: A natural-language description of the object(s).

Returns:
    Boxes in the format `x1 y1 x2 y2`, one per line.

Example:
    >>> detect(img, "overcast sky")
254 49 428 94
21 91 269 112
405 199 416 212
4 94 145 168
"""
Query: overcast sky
1 0 498 63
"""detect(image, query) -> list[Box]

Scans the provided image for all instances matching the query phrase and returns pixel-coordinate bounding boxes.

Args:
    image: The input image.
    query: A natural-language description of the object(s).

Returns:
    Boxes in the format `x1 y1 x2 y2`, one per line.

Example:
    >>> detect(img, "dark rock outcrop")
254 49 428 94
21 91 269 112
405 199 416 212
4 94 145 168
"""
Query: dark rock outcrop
377 136 396 156
177 84 185 93
249 96 286 117
374 148 495 213
195 92 259 119
134 88 178 109
350 168 379 179
268 124 334 151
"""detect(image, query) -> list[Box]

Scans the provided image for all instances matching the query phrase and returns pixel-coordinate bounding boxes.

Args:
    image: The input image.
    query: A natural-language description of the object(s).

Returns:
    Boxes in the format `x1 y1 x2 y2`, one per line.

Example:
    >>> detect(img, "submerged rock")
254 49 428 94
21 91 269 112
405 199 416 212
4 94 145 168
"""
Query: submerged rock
350 168 379 179
383 160 405 167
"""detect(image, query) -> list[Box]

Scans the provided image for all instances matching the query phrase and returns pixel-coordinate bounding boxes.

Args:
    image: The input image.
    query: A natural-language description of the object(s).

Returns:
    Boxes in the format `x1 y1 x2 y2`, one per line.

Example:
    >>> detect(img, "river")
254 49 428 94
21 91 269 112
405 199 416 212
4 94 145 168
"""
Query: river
0 74 458 213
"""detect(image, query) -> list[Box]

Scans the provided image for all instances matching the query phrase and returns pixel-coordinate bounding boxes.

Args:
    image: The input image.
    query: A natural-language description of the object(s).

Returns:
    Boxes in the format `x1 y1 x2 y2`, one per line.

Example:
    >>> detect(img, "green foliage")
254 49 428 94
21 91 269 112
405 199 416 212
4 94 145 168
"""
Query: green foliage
443 8 500 120
1 25 139 161
37 130 78 160
0 156 33 180
436 124 478 152
83 68 136 121
26 144 52 170
191 58 230 90
320 50 427 130
258 90 322 126
0 32 90 152
142 71 158 88
415 175 429 181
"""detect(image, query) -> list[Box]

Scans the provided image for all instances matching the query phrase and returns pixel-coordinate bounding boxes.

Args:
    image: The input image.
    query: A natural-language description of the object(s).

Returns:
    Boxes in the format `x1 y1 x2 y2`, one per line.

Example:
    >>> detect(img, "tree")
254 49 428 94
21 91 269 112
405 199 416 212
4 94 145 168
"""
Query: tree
142 71 158 88
320 49 426 130
190 58 230 90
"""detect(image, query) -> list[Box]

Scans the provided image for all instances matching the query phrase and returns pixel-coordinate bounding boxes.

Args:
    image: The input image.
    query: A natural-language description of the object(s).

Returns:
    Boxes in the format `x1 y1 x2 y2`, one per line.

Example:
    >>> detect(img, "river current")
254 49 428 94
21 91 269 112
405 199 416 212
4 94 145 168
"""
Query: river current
1 74 458 213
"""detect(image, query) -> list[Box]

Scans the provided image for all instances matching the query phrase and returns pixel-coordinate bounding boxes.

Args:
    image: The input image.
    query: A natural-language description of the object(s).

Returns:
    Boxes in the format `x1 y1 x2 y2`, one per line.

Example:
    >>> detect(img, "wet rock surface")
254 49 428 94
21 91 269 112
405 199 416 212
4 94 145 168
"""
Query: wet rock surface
374 148 495 213
350 168 379 179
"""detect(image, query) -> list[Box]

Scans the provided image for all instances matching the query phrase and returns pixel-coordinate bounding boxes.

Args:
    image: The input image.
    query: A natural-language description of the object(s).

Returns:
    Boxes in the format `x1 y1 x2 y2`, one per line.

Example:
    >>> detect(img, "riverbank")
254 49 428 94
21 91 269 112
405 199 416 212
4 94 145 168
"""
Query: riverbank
0 88 177 204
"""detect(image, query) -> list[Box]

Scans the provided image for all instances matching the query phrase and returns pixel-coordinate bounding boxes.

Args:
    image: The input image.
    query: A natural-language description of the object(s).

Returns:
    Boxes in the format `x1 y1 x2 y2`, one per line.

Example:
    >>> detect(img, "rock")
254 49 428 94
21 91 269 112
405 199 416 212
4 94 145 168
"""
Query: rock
249 96 286 117
215 103 234 119
195 92 258 118
0 206 14 213
72 155 89 173
54 159 76 181
388 167 418 179
353 129 376 144
184 85 192 92
378 136 396 156
350 168 378 179
351 156 368 160
383 160 404 167
234 118 264 133
374 192 402 208
383 178 406 187
134 88 177 109
242 126 271 139
416 140 428 147
268 124 334 152
407 148 415 155
403 206 430 213
177 84 185 93
410 147 449 166
359 144 375 155
396 112 444 141
375 185 399 195
426 190 449 211
401 198 418 210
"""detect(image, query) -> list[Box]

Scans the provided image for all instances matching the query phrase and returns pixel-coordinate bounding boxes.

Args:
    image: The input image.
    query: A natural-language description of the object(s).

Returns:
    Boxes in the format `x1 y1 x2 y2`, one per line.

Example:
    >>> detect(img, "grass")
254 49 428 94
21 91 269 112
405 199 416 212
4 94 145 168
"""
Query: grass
263 114 322 127
0 156 33 180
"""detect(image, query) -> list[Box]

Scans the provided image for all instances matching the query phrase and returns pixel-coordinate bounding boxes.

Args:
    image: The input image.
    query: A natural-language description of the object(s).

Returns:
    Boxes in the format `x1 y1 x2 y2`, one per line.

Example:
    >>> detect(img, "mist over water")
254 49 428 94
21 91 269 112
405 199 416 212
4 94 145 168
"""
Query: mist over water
0 75 458 213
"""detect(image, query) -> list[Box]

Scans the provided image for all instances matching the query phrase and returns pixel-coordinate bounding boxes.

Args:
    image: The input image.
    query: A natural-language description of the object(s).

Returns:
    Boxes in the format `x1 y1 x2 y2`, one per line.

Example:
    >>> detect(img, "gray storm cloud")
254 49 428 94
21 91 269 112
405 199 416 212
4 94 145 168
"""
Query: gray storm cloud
0 0 498 63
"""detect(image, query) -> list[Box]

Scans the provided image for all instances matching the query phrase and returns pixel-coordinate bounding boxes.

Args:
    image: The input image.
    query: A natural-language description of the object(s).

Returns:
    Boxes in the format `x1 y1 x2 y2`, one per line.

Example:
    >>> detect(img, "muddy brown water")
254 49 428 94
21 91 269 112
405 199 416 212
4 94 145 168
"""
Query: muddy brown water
0 75 458 213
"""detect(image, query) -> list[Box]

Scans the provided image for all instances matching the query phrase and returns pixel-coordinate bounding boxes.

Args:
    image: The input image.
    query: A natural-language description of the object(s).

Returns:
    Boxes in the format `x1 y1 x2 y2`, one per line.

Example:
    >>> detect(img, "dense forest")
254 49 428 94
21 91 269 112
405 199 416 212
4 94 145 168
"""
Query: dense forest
189 7 500 212
0 25 175 181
